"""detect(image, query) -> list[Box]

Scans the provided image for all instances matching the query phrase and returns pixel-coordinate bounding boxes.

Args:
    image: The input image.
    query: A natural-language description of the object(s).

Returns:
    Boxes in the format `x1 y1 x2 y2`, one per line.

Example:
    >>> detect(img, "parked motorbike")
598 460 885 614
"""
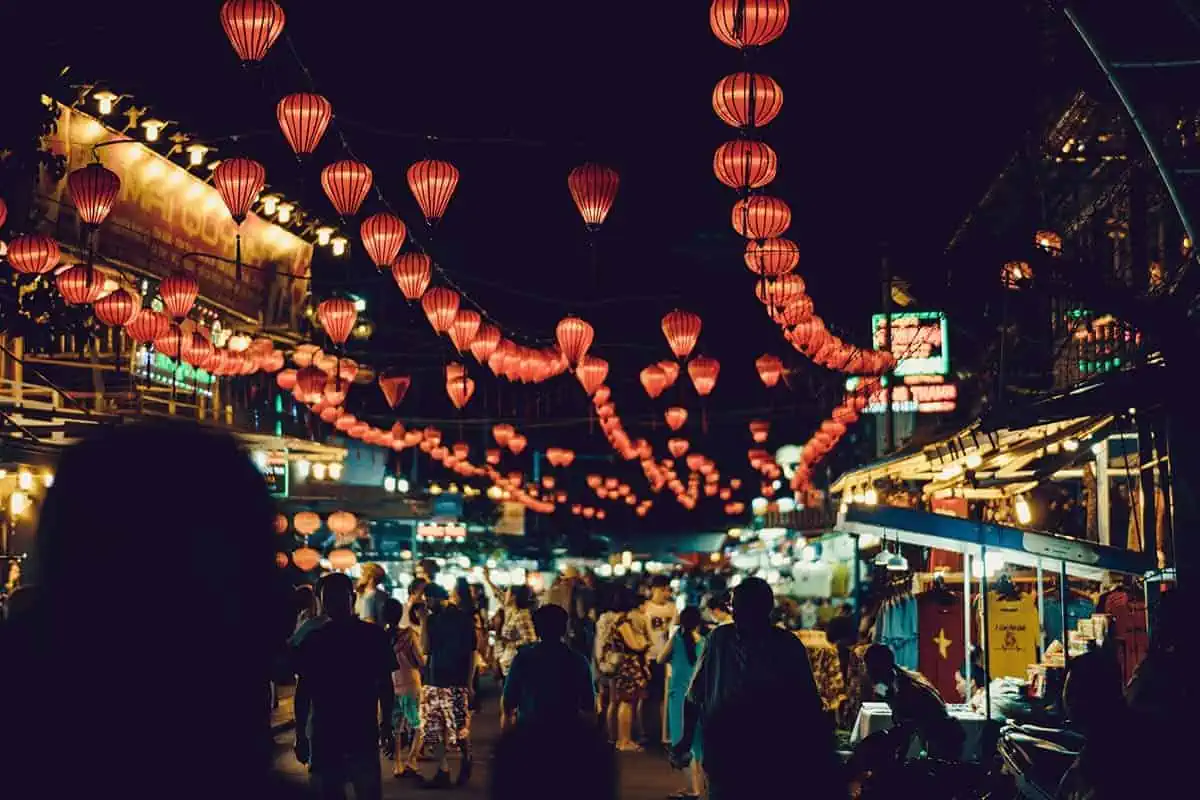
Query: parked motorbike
993 723 1084 800
846 725 988 799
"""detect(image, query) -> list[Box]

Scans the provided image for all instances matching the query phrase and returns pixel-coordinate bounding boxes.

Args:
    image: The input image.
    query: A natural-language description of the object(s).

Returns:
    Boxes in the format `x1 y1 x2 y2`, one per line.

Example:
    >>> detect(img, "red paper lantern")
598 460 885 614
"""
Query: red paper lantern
180 332 215 367
713 73 783 128
154 328 182 359
93 288 138 326
508 434 528 455
55 265 106 305
407 159 459 225
744 237 799 276
328 549 358 571
567 163 620 230
449 309 482 353
713 140 777 190
640 365 667 399
295 366 328 404
276 92 332 156
493 424 515 447
212 158 266 224
67 162 121 226
378 373 411 408
756 274 806 308
124 309 170 343
158 275 199 320
220 0 286 62
317 297 357 345
755 353 783 388
446 376 476 409
0 198 6 229
749 420 770 443
778 295 814 327
358 212 407 268
391 253 432 300
661 310 702 360
576 356 609 396
421 287 460 333
6 234 60 274
688 356 720 396
469 323 502 364
732 195 791 240
710 0 790 48
665 407 688 431
668 438 690 458
555 316 594 367
321 160 373 217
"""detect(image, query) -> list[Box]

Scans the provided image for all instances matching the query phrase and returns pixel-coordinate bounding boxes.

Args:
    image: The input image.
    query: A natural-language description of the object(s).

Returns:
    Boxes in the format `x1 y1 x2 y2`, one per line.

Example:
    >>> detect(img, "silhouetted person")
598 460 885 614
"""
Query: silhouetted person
420 582 477 788
863 643 963 761
672 577 841 799
0 422 303 800
491 715 616 800
294 572 396 800
501 604 595 727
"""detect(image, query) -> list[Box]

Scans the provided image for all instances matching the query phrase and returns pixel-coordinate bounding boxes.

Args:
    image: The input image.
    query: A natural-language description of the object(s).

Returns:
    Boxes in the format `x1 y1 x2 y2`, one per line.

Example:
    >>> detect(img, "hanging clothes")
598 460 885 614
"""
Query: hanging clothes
979 589 1040 679
878 593 919 671
917 590 966 702
839 643 871 731
1099 587 1148 686
1042 591 1096 646
798 630 844 714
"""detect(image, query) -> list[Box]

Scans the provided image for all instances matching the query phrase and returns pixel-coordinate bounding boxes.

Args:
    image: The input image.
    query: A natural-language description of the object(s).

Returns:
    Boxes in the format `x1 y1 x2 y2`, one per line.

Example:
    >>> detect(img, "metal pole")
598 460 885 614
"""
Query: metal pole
1059 561 1071 666
980 545 992 721
962 543 973 699
1036 558 1047 654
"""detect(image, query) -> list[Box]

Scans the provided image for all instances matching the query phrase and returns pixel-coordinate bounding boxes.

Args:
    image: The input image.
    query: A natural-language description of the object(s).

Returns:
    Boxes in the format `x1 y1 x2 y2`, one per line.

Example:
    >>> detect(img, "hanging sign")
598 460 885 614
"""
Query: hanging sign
494 501 526 536
871 311 950 376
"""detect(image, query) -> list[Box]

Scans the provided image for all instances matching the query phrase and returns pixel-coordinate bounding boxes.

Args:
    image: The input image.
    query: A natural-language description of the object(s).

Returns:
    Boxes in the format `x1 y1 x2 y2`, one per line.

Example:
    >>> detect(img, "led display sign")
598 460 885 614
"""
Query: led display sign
871 311 950 376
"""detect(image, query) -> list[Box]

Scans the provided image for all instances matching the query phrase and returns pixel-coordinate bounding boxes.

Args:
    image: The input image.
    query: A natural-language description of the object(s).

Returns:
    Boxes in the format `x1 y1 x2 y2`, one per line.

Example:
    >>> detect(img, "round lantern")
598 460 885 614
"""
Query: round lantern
449 309 482 353
67 162 121 226
749 420 770 443
158 274 199 320
446 376 476 409
576 356 609 396
293 510 321 536
55 265 106 305
665 407 688 431
378 373 411 408
712 72 783 128
391 253 432 300
93 288 139 326
555 316 594 367
359 212 406 268
421 287 460 333
778 295 814 327
508 434 528 455
220 0 286 62
295 366 328 404
755 353 783 387
732 195 791 240
661 310 702 360
407 159 459 225
180 332 215 367
493 424 515 447
0 197 6 229
6 234 60 275
291 546 320 572
688 356 720 396
276 92 332 156
469 323 502 363
124 309 170 343
321 160 373 217
567 163 620 230
273 513 289 535
744 237 799 276
1001 260 1033 290
328 548 358 571
713 140 777 190
327 510 357 537
710 0 791 49
756 273 806 308
657 361 681 389
668 438 690 458
640 365 667 399
212 158 266 224
317 297 357 345
153 328 182 359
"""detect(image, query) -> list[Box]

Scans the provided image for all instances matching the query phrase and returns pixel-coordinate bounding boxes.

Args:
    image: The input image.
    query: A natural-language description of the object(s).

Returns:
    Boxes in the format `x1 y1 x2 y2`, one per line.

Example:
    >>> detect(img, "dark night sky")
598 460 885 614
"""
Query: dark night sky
12 1 1050 532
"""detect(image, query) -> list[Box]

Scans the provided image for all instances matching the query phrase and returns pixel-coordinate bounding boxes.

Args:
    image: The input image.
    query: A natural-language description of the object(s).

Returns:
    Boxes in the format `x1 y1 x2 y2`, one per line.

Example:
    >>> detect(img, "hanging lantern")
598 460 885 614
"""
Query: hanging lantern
593 385 612 406
295 366 328 404
154 328 182 359
93 288 138 326
558 449 576 467
778 295 814 327
555 316 594 367
469 323 502 363
744 237 799 276
159 275 199 320
276 92 332 156
576 356 609 396
668 438 690 458
328 549 358 571
1001 260 1033 290
688 356 720 396
6 234 60 274
661 310 702 360
378 373 411 408
640 365 667 399
493 423 515 447
567 163 620 230
124 309 170 343
180 332 215 367
1035 229 1063 256
359 213 407 268
508 434 528 455
220 0 286 62
712 72 783 128
320 406 341 423
0 197 6 229
446 362 466 384
756 274 806 309
291 547 320 571
446 377 475 409
657 361 681 389
392 253 433 300
421 287 460 333
749 420 770 443
321 160 373 217
486 448 502 465
755 353 783 387
212 158 266 224
55 265 106 305
67 162 121 227
713 139 777 190
732 195 791 240
665 407 688 431
710 0 791 48
449 309 482 353
317 297 357 345
407 159 459 225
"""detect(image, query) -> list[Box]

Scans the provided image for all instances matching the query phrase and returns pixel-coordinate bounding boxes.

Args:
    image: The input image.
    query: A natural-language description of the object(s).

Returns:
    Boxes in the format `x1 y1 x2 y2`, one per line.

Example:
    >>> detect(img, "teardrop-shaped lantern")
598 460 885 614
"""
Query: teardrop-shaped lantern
744 237 799 276
55 264 107 305
640 365 667 399
124 309 171 343
713 140 778 190
159 274 199 320
67 162 121 227
220 0 286 62
658 360 681 389
732 195 791 240
276 93 332 156
469 323 502 364
391 253 432 300
0 198 6 229
421 287 460 334
492 424 515 448
449 309 482 353
320 160 373 217
668 438 690 458
567 163 620 230
688 356 721 396
6 234 60 274
446 376 476 409
93 288 139 326
317 297 357 345
359 212 406 268
710 0 791 49
555 315 594 367
661 310 702 360
378 373 411 408
576 356 609 396
755 353 783 388
212 158 266 224
407 159 459 225
665 407 689 431
712 73 783 129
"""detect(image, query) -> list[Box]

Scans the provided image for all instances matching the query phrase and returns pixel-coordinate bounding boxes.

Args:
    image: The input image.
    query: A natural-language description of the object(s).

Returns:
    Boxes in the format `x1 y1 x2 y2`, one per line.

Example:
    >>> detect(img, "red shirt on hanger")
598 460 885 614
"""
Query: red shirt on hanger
917 591 965 702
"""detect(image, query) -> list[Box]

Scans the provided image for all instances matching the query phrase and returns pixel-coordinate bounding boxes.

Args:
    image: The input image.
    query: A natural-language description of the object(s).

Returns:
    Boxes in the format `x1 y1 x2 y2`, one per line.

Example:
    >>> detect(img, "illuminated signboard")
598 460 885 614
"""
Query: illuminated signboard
871 311 950 376
863 380 958 414
260 452 289 498
417 522 467 543
136 350 214 397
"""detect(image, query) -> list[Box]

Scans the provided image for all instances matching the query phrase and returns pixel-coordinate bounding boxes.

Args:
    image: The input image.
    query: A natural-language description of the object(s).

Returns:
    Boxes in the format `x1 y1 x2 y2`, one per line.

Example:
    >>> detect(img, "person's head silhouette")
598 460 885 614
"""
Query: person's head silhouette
532 603 569 642
318 571 355 619
732 576 774 631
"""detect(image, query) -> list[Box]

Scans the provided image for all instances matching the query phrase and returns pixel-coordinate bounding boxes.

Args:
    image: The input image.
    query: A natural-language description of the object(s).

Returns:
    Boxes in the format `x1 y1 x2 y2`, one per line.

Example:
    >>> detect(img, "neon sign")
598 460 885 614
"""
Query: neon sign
871 311 950 376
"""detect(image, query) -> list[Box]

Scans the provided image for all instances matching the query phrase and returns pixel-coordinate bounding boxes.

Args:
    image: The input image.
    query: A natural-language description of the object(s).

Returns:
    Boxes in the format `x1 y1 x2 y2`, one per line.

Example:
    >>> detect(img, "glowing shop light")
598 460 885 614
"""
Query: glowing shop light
311 462 328 481
864 488 878 506
328 462 344 480
93 90 118 115
965 453 983 469
296 459 312 480
17 470 34 491
186 143 209 166
141 118 167 142
10 491 30 517
331 236 348 257
316 226 334 246
1062 438 1079 452
1015 495 1033 525
277 203 294 224
776 496 796 514
261 195 280 216
384 476 397 493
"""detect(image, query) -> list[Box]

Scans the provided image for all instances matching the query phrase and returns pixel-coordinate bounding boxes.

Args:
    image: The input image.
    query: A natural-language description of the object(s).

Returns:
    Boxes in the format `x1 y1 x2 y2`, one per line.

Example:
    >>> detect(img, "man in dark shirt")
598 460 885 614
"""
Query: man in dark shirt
864 643 963 760
419 582 478 788
295 573 396 800
501 604 595 727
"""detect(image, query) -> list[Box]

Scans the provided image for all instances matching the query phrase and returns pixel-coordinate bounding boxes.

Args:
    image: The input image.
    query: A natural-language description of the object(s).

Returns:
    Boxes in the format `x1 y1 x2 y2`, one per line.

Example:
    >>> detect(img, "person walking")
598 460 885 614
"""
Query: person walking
495 583 537 681
419 582 478 788
661 606 706 799
501 604 595 728
641 575 678 748
355 564 387 625
607 587 650 752
383 598 425 780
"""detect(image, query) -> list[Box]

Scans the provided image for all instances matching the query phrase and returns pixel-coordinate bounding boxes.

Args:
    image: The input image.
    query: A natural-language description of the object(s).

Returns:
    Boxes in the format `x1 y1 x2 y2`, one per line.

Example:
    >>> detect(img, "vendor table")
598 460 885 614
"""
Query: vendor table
849 702 988 762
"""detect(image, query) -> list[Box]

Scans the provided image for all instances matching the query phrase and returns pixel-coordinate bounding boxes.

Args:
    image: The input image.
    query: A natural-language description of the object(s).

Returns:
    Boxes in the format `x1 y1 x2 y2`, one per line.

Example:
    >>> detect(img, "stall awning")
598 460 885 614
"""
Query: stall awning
612 531 728 560
837 504 1153 577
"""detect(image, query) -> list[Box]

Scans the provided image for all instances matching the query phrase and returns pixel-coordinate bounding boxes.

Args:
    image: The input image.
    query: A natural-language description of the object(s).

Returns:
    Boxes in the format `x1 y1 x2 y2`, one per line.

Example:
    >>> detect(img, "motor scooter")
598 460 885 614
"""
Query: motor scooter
994 723 1085 800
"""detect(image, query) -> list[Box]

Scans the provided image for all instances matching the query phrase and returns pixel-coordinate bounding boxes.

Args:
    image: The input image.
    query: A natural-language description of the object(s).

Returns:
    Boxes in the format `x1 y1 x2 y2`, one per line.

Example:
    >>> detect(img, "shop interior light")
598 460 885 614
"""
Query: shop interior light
328 462 344 480
0 469 8 480
429 484 443 495
864 488 878 506
965 453 983 469
331 236 348 257
186 143 209 166
1062 438 1079 452
10 491 30 518
261 195 280 216
621 550 633 567
42 471 54 488
277 203 294 224
141 118 167 142
938 464 963 480
384 476 397 493
487 485 504 500
751 496 770 515
776 496 796 513
1015 494 1033 525
316 226 334 246
251 450 269 471
93 90 118 115
886 553 910 572
17 470 34 491
396 478 410 494
311 462 327 481
296 459 311 480
873 549 893 566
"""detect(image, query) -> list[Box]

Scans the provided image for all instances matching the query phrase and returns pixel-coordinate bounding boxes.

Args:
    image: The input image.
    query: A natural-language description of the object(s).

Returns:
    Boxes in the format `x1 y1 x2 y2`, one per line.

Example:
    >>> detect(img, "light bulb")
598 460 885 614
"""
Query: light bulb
1015 495 1033 525
331 236 348 257
277 203 293 224
864 487 878 506
328 462 344 480
142 119 166 142
93 90 117 115
311 462 327 481
186 143 208 166
10 491 30 517
17 470 34 491
316 226 334 246
296 459 311 480
384 476 397 493
965 453 983 469
261 195 279 216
